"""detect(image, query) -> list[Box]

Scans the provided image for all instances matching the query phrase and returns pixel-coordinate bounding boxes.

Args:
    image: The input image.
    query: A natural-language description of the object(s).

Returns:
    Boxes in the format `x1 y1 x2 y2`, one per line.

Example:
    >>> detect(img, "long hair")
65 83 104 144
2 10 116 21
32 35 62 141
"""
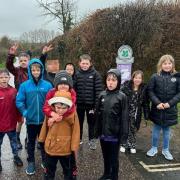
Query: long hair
131 70 144 90
157 55 176 74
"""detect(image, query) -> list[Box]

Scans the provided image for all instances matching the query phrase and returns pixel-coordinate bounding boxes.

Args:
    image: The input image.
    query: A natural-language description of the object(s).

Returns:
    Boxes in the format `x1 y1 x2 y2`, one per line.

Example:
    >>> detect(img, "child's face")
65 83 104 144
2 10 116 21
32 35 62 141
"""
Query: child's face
0 73 10 88
57 84 70 92
106 74 118 91
54 103 68 115
162 60 173 72
31 66 41 79
133 74 143 87
65 64 74 76
19 56 29 68
79 59 91 71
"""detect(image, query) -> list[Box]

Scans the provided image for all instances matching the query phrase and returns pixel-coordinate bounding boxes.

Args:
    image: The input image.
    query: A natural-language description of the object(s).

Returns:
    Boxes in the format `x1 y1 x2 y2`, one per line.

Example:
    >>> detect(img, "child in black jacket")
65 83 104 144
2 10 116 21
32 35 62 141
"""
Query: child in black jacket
94 69 129 180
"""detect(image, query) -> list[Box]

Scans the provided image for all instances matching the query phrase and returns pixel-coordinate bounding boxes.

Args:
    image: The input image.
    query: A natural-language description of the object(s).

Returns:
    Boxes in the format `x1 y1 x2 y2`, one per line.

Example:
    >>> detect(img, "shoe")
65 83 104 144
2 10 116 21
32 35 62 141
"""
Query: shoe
17 140 23 150
0 161 2 171
79 140 83 145
146 147 158 157
89 139 97 150
98 174 111 180
13 155 23 166
120 146 126 153
41 161 46 169
130 148 136 154
162 149 173 160
26 162 36 175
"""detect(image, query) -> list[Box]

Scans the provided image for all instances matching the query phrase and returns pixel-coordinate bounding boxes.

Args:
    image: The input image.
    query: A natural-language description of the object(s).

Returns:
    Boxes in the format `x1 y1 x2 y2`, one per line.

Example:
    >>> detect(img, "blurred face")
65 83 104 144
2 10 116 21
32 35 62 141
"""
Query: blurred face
54 103 69 115
162 60 173 72
0 73 10 88
133 73 143 88
106 74 118 91
57 84 70 92
79 59 91 71
19 56 29 68
31 66 41 80
65 64 74 76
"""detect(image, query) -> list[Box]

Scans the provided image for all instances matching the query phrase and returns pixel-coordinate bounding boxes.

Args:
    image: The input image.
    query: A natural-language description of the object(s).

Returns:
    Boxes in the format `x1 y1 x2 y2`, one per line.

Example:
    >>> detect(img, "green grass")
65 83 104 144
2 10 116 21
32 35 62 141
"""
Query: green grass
0 63 5 68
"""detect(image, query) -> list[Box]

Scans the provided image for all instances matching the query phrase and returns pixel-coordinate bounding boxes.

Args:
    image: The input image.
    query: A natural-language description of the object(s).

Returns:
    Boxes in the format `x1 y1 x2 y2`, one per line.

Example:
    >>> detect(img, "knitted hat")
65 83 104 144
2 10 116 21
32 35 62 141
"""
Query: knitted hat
54 70 73 88
48 91 73 108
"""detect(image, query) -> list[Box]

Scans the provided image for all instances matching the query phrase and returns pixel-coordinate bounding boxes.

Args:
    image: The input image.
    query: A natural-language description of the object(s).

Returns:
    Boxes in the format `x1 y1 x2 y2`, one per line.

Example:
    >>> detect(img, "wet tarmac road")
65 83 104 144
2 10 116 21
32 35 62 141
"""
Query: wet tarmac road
0 121 180 180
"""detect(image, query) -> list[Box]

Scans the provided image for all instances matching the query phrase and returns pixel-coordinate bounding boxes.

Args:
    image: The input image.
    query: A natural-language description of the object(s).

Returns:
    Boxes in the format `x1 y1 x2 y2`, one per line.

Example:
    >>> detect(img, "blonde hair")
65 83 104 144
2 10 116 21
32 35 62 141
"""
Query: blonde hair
157 55 176 74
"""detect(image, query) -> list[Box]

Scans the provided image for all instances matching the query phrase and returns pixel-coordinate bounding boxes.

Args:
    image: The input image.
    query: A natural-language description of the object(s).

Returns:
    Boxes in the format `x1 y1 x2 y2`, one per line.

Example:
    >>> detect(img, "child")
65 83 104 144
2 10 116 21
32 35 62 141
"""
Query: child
64 63 76 80
6 44 30 149
74 54 102 149
120 70 149 153
147 54 180 160
0 69 23 171
16 59 52 175
94 69 129 180
43 70 78 179
39 91 80 180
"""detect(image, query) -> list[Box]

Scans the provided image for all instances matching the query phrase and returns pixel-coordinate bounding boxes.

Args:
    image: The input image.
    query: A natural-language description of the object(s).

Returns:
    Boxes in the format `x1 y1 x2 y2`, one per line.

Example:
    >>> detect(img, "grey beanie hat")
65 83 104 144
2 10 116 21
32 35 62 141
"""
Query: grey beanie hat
54 70 73 88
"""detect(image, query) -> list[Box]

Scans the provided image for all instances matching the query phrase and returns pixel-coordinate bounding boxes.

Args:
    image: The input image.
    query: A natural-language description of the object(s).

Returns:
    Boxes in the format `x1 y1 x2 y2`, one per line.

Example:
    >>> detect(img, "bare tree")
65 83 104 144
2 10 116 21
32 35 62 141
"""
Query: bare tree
36 0 77 33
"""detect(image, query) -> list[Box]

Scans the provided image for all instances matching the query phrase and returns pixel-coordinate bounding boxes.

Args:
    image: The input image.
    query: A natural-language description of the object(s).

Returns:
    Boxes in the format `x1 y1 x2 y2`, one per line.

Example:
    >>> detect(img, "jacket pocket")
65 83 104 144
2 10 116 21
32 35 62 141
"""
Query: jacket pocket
45 136 71 154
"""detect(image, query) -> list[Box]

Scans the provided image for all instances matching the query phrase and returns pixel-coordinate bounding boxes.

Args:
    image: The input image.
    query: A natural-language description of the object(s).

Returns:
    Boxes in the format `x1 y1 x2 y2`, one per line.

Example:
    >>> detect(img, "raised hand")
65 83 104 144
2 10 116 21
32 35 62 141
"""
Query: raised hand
42 44 53 54
9 44 18 55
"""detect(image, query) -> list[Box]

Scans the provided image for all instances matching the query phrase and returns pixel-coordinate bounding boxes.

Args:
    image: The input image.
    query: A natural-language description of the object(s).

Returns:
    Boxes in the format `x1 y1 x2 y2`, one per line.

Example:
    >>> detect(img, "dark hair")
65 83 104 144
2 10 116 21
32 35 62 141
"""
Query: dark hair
0 69 10 76
64 63 76 77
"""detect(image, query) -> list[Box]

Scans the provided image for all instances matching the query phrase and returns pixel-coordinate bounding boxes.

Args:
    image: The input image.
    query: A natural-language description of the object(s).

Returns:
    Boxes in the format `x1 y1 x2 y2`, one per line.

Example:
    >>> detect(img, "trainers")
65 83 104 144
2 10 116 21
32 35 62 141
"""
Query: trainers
41 161 46 169
80 140 83 145
17 139 23 150
26 162 36 175
13 155 23 166
130 148 136 154
162 149 173 160
89 139 97 150
146 147 158 157
120 146 126 153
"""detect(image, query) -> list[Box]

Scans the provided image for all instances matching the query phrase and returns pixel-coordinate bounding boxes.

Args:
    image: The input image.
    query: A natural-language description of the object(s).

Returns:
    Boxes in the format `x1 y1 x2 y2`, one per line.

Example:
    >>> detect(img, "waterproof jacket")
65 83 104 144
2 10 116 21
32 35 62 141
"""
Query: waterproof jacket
16 59 52 125
74 67 103 108
148 71 180 127
39 112 80 156
6 54 28 89
0 86 21 132
94 89 129 144
121 80 150 130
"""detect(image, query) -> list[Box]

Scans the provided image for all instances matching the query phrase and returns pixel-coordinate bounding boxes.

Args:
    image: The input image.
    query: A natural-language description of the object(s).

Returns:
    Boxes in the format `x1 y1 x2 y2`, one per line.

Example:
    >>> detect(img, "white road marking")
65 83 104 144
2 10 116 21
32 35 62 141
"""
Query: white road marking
139 161 180 172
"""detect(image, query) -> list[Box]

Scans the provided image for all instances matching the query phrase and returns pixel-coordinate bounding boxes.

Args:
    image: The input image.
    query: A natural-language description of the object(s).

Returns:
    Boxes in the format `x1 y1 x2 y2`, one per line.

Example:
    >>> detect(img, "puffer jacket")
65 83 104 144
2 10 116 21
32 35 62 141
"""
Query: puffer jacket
16 59 52 125
39 112 80 156
74 66 103 108
94 89 129 144
148 71 180 126
121 80 150 130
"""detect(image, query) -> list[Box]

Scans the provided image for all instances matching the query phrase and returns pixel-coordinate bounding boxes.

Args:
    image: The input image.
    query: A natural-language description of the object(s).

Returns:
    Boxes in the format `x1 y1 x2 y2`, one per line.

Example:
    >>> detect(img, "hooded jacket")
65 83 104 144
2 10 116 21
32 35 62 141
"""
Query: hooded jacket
148 71 180 126
94 69 129 144
0 86 21 132
16 59 52 125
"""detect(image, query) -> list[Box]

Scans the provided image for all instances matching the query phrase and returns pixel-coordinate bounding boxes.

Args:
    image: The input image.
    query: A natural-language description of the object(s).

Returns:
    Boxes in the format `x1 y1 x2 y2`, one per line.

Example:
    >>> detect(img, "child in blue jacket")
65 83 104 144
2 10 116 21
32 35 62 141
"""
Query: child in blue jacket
16 58 52 175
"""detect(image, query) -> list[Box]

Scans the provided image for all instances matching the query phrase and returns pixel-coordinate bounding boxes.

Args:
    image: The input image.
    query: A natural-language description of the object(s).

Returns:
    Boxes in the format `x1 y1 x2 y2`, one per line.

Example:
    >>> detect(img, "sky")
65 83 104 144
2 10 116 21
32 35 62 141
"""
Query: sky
0 0 123 39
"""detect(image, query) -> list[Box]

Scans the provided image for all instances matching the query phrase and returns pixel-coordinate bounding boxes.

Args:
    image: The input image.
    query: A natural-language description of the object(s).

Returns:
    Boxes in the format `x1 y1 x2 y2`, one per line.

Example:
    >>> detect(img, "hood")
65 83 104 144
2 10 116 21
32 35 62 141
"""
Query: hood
28 58 44 80
106 68 121 90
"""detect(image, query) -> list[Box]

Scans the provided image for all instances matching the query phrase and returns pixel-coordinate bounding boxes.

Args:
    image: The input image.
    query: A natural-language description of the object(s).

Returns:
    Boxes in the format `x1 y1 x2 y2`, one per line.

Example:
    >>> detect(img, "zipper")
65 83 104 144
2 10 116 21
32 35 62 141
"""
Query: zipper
37 86 40 124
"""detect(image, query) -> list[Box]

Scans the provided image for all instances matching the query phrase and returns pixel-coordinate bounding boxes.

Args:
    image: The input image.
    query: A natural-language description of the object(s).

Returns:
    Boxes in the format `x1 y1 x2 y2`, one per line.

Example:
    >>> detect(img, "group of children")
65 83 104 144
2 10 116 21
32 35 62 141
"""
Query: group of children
0 43 179 180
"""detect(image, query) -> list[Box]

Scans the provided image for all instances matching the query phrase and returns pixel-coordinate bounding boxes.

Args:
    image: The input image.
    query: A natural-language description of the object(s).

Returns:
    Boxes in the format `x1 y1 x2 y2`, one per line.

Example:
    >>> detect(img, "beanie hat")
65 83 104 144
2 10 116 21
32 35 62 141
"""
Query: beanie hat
48 91 73 108
54 70 73 88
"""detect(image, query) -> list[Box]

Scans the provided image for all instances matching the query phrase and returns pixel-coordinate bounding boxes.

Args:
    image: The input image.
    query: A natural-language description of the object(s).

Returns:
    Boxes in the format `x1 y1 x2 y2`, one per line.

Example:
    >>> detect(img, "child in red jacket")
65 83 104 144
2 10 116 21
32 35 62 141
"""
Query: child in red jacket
0 69 23 171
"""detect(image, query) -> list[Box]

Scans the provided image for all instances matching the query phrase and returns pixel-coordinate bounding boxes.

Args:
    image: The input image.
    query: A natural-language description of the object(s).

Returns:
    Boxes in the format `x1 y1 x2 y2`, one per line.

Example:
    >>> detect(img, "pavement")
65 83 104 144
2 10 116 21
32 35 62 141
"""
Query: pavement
0 121 179 180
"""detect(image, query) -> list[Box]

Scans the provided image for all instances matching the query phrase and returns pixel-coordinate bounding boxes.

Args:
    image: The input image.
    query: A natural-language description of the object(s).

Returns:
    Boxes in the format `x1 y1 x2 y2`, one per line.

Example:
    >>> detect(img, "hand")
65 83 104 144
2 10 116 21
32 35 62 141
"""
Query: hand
157 103 164 110
9 44 18 55
50 111 63 122
42 44 53 54
163 103 170 109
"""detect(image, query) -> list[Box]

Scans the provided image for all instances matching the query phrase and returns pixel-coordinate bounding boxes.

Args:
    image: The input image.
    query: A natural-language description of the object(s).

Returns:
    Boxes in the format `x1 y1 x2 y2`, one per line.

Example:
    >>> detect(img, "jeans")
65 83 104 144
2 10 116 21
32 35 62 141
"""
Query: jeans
152 124 170 150
0 130 18 158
